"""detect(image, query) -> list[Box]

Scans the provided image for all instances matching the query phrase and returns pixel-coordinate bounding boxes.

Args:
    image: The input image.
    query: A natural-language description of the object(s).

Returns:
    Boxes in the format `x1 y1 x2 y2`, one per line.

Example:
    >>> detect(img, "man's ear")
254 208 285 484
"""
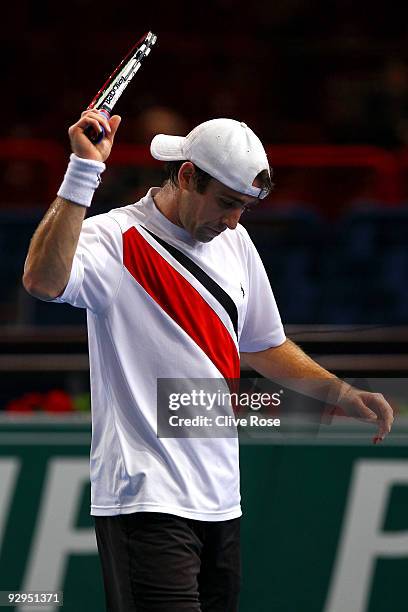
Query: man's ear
178 162 196 191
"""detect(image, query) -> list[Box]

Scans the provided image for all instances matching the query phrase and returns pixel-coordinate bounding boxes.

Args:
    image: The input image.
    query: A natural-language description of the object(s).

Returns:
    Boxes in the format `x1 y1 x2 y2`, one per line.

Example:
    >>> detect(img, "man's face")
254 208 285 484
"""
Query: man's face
178 168 261 243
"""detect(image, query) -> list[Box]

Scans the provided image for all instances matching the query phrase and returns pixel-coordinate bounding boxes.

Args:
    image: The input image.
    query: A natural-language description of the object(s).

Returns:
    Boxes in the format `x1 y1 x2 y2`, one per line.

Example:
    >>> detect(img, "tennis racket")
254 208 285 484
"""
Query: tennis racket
85 31 157 143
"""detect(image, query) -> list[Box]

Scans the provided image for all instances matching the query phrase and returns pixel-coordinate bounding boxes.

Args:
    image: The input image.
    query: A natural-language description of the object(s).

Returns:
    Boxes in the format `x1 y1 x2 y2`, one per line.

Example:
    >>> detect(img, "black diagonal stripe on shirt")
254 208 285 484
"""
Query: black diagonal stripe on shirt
142 227 238 338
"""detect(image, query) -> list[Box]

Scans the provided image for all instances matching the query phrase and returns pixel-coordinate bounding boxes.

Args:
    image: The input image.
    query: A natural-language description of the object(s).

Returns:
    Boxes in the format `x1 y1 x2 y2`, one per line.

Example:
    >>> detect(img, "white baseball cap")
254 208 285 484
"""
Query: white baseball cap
150 118 271 199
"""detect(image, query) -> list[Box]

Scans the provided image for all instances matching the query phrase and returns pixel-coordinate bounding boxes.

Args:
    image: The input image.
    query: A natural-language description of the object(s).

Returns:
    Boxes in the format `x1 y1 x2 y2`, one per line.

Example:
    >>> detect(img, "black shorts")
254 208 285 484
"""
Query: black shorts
94 512 241 612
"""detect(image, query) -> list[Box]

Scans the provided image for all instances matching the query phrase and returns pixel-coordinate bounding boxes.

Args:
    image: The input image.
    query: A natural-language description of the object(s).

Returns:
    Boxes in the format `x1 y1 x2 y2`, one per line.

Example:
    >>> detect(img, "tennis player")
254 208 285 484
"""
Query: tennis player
23 110 394 612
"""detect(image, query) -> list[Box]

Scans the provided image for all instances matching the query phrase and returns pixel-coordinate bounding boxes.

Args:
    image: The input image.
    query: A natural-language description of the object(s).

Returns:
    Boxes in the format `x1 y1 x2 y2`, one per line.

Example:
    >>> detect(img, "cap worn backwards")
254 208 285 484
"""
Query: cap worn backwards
150 118 271 199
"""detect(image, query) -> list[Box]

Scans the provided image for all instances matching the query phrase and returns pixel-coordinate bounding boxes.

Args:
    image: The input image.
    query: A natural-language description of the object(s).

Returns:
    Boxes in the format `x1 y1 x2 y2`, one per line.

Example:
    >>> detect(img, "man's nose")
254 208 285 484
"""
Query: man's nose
222 208 243 230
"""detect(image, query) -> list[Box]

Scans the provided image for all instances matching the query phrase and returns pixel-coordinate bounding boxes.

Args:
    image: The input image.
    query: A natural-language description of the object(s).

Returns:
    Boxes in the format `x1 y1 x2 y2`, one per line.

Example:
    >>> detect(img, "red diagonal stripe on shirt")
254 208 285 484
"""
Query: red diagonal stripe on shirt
123 227 240 381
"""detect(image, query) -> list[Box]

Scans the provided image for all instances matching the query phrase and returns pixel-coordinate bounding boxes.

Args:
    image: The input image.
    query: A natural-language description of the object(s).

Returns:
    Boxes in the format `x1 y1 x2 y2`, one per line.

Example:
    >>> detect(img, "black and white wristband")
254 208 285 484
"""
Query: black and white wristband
57 153 106 208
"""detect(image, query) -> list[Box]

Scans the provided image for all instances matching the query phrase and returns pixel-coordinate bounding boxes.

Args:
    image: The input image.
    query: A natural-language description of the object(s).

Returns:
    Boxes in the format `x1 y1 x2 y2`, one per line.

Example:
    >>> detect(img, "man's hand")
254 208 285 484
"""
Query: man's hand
241 339 395 444
68 110 121 162
336 383 394 443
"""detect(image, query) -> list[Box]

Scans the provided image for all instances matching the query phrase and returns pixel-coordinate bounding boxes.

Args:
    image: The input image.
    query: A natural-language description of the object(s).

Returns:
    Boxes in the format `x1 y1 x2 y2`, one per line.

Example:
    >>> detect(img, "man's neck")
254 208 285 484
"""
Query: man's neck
152 185 183 228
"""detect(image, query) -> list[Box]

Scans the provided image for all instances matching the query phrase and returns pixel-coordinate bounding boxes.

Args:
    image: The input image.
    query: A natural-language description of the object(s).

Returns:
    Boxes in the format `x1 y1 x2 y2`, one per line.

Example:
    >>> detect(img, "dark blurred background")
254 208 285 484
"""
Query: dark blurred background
3 0 408 147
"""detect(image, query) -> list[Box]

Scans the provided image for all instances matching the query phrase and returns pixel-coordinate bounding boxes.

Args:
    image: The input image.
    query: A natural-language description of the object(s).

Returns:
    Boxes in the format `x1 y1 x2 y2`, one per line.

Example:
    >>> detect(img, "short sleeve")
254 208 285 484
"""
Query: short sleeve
238 230 286 352
52 213 123 313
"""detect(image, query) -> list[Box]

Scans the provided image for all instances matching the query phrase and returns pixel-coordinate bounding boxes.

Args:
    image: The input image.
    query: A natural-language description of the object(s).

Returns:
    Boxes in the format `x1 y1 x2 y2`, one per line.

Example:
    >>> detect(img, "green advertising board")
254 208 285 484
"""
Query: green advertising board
0 417 408 612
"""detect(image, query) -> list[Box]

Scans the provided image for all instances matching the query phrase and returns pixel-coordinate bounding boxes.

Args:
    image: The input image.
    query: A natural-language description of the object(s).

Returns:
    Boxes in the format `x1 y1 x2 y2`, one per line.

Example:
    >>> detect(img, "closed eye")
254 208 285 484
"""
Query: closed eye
218 198 242 209
218 197 258 211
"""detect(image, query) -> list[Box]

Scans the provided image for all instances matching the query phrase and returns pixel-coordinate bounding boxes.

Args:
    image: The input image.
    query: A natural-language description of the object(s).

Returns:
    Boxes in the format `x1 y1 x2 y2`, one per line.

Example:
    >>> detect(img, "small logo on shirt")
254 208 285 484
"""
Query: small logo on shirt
240 283 245 298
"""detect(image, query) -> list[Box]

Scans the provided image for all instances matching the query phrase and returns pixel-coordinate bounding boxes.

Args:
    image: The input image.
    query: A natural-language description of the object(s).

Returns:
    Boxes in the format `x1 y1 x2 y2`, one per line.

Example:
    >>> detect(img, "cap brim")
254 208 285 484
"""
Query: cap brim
150 134 186 161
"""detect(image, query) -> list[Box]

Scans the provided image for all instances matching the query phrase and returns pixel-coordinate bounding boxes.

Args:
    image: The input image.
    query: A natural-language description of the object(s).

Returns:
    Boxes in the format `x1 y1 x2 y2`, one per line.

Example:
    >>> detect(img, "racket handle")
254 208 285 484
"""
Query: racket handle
85 108 111 144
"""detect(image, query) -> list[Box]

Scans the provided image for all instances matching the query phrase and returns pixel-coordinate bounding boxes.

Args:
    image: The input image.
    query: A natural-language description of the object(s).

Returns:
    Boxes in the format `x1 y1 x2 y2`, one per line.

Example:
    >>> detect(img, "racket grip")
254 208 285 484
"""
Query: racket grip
85 109 111 144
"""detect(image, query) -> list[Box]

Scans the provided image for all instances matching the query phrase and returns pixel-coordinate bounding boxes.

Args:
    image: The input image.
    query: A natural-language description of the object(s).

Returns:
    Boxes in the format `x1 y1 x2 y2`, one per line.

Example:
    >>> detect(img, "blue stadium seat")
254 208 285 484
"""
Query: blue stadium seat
0 212 40 323
320 204 408 324
0 211 86 325
243 205 326 323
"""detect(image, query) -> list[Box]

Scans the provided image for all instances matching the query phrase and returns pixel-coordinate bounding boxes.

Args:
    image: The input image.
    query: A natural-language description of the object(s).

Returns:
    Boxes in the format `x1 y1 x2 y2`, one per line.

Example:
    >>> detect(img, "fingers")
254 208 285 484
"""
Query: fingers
76 109 112 136
109 115 121 139
342 388 395 444
67 111 121 162
349 398 378 422
370 393 394 442
362 392 394 443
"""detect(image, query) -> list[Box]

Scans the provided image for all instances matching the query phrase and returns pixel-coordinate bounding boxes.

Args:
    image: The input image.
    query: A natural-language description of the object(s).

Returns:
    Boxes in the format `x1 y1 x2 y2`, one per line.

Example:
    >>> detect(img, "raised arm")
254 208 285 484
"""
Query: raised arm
22 111 121 300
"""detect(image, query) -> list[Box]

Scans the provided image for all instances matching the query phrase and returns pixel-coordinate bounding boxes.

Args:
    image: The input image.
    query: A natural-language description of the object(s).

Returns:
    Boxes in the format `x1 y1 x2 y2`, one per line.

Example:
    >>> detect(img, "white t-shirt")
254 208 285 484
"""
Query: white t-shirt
54 188 285 520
